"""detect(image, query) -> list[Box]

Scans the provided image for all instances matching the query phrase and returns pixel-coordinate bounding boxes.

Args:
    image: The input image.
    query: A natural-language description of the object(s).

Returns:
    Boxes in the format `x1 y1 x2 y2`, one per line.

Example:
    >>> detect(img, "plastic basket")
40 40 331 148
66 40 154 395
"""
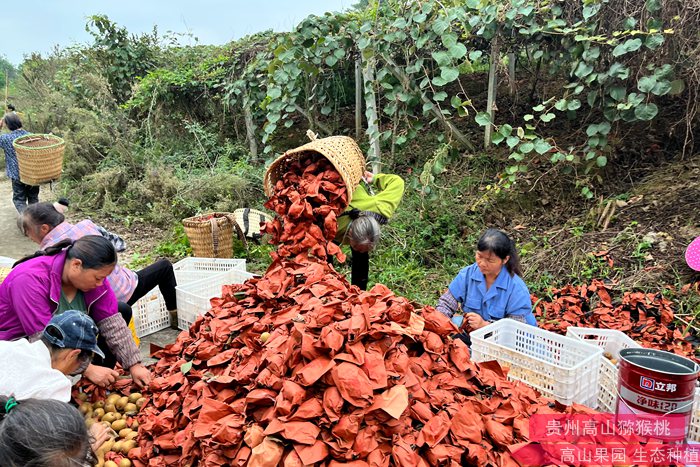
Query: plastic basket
688 389 700 442
173 257 246 282
176 268 255 331
0 256 16 268
132 289 170 338
131 258 246 337
470 319 603 407
566 327 642 412
13 134 65 185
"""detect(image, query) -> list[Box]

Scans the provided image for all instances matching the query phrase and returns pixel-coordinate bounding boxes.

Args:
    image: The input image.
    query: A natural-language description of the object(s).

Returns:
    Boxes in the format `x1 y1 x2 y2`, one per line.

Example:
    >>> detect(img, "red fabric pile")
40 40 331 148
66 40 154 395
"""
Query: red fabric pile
130 155 595 466
263 155 349 262
534 279 697 360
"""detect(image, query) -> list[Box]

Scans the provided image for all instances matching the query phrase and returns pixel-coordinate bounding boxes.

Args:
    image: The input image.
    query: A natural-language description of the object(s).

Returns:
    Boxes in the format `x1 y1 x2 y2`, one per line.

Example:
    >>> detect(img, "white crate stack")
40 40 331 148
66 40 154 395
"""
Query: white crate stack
132 258 247 337
566 326 700 442
565 327 641 412
176 268 255 330
470 319 603 407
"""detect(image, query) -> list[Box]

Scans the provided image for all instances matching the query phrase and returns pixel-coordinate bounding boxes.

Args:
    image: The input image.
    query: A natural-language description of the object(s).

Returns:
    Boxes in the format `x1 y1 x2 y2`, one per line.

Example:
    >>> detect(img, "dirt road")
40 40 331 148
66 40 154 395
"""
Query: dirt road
0 175 42 260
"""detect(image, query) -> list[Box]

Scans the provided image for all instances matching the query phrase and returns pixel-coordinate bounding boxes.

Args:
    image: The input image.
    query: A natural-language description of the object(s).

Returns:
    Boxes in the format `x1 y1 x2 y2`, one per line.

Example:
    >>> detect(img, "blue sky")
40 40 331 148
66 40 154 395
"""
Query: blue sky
0 1 351 65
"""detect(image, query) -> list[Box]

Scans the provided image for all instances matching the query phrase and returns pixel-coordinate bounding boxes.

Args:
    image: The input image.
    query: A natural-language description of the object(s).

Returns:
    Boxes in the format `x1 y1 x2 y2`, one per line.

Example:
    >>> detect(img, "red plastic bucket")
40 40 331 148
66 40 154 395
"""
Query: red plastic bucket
616 348 699 440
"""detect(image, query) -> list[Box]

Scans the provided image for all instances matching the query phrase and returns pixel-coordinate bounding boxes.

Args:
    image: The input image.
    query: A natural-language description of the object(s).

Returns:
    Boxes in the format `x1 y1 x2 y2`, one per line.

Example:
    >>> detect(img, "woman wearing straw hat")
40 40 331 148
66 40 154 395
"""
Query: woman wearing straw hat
336 170 405 290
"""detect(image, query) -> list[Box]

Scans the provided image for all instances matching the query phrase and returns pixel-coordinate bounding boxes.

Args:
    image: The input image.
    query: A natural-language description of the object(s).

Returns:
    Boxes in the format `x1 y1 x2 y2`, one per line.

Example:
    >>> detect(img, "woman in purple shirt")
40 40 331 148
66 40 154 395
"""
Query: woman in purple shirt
0 236 151 388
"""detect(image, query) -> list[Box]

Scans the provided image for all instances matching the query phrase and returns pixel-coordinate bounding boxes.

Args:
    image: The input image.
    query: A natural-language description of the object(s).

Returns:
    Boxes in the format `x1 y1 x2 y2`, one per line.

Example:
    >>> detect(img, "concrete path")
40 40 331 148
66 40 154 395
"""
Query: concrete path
0 175 42 260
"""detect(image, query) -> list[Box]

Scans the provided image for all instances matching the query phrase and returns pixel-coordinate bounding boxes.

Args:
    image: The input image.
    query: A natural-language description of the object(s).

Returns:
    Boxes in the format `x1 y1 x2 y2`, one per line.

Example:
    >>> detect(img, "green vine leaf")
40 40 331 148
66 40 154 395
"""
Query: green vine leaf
519 142 534 153
612 38 643 57
637 76 657 93
534 139 553 155
506 136 520 148
440 67 460 83
634 103 658 121
475 112 491 126
574 62 594 79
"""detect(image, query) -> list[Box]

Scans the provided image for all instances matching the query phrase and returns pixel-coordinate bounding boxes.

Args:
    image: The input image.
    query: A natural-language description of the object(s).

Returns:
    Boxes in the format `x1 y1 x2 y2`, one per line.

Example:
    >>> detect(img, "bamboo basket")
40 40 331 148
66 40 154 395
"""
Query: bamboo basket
233 208 273 239
264 132 366 197
12 134 65 185
182 212 246 258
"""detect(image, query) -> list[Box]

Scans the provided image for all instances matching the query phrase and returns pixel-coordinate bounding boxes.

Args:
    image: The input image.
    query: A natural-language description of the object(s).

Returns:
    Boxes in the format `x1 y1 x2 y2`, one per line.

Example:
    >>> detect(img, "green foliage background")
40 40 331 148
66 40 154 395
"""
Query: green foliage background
5 1 699 301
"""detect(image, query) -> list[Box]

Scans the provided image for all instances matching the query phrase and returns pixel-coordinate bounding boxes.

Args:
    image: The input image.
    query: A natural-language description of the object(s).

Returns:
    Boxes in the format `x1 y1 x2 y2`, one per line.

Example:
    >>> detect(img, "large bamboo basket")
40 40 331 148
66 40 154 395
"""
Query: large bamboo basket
264 132 366 197
182 212 246 258
13 134 65 185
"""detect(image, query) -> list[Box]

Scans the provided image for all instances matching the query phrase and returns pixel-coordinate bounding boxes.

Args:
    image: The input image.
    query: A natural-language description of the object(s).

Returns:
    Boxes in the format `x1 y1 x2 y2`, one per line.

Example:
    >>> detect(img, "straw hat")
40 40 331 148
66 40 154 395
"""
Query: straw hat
264 131 366 197
233 208 273 238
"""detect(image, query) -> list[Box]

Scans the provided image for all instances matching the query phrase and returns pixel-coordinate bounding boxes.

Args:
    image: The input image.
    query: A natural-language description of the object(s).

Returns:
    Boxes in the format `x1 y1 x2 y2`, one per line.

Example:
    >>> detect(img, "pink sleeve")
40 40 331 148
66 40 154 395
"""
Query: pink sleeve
8 273 55 336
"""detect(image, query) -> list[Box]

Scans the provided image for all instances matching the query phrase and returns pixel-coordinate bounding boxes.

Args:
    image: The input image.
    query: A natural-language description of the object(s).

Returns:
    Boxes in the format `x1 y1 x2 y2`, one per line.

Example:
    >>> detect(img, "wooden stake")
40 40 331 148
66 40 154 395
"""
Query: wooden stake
508 52 516 96
485 35 500 148
355 56 362 141
362 56 381 173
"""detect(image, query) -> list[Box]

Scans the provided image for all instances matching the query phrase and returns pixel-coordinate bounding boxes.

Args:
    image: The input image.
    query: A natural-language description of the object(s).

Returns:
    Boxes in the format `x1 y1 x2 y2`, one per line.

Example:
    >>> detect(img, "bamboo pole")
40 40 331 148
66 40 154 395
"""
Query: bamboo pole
355 56 362 141
485 34 500 148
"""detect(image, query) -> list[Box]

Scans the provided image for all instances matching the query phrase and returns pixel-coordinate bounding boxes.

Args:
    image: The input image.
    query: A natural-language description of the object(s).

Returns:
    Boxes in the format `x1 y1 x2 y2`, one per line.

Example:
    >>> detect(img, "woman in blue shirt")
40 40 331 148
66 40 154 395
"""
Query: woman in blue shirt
437 229 537 339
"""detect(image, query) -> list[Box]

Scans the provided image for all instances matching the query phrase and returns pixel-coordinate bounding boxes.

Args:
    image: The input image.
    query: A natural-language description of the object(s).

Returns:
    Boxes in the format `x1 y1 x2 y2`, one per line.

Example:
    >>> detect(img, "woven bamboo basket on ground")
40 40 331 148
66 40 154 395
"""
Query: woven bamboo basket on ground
182 212 246 258
263 132 366 197
13 134 65 185
233 208 273 239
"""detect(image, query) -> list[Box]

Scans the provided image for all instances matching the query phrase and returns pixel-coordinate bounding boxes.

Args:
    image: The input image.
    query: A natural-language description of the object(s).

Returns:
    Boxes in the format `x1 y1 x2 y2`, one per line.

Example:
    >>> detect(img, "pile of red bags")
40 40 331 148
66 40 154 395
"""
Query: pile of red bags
534 279 697 360
131 155 594 466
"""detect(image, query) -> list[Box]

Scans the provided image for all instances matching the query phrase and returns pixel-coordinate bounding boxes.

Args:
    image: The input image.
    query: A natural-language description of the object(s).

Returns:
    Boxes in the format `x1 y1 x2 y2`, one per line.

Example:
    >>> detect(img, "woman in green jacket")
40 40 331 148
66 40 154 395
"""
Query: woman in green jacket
336 171 404 290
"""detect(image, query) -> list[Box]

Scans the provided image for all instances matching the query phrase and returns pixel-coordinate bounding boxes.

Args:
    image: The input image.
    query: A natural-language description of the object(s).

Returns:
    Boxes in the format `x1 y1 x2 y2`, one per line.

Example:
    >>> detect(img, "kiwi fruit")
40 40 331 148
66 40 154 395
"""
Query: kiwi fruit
119 459 132 467
126 431 138 440
111 420 127 432
112 440 123 452
106 393 121 405
79 402 91 415
76 392 88 402
116 396 129 410
94 400 105 409
94 408 106 419
123 403 138 415
130 420 139 429
102 413 118 424
118 428 132 438
135 397 147 409
128 392 143 403
121 439 136 454
104 461 119 467
104 403 117 413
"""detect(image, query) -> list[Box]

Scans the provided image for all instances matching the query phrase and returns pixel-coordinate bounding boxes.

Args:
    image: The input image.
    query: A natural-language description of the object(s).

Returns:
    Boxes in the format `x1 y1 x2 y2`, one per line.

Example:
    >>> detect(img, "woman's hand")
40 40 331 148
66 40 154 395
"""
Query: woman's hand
129 363 152 388
89 422 112 453
83 364 119 387
363 171 374 183
465 312 488 330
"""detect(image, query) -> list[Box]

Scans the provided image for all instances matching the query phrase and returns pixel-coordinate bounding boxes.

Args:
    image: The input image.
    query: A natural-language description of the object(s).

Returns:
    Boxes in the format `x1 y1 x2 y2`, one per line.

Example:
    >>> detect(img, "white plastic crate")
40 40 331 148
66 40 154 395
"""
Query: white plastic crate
132 289 170 338
173 257 246 283
131 257 247 337
566 327 642 412
0 256 16 267
470 319 603 407
176 268 254 331
688 389 700 442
